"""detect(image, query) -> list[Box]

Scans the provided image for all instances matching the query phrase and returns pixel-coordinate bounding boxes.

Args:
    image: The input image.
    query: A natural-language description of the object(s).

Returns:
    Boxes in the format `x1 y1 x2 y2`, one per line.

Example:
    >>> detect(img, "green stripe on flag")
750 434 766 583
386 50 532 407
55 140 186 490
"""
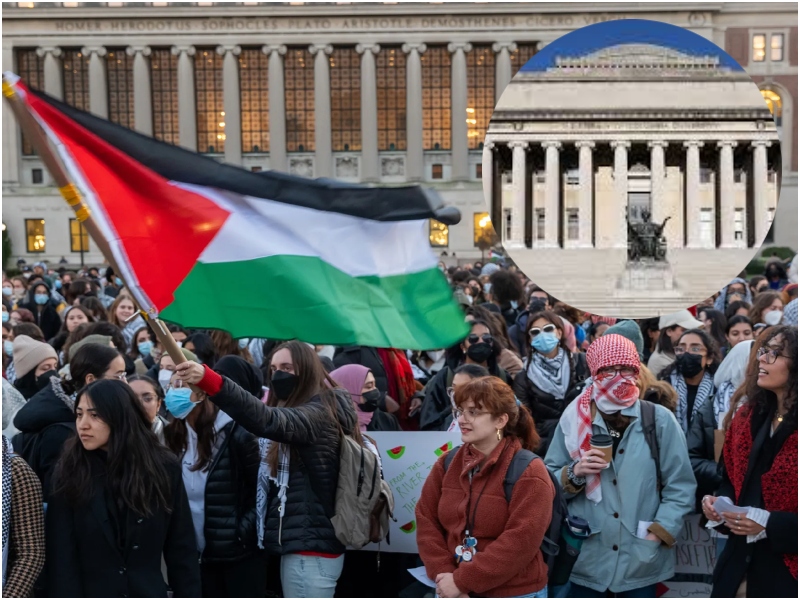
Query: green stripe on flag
160 255 469 349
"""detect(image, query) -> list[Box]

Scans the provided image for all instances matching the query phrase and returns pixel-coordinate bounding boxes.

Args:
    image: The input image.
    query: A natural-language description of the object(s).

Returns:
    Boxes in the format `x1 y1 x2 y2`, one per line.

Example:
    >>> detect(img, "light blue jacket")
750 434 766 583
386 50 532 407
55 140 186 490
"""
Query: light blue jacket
544 400 696 594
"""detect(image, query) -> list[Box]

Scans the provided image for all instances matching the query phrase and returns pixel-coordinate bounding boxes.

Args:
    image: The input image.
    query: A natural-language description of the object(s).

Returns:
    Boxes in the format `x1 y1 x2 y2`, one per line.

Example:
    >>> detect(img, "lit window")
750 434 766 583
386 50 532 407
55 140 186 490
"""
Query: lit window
26 219 46 253
107 49 135 130
377 46 406 151
69 219 91 253
17 2 35 8
240 49 270 153
421 46 451 151
63 1 79 6
752 34 766 62
195 48 225 154
466 45 494 150
285 48 315 152
431 164 443 179
771 34 784 61
151 49 179 145
63 49 90 112
761 88 782 127
16 49 44 155
509 43 538 76
473 212 496 248
429 219 448 247
330 47 361 152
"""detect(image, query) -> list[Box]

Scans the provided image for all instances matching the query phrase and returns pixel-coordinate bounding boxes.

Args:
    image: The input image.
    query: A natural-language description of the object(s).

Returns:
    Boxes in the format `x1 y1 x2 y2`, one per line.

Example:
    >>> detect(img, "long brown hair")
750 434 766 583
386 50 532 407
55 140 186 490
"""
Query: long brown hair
637 364 677 411
264 341 352 475
748 291 782 325
108 294 139 329
164 384 219 472
209 330 254 363
454 376 540 452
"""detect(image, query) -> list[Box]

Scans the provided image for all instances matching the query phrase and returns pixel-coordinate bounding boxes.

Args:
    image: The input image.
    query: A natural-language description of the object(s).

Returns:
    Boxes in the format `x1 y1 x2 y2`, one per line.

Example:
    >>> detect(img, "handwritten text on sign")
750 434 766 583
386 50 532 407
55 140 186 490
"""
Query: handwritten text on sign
361 431 461 554
673 514 716 575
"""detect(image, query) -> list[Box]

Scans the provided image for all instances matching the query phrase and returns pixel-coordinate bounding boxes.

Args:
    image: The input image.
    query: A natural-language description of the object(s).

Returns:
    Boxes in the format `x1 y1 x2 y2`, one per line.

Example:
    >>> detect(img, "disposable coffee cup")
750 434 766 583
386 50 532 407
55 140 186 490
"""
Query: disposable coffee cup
590 433 614 466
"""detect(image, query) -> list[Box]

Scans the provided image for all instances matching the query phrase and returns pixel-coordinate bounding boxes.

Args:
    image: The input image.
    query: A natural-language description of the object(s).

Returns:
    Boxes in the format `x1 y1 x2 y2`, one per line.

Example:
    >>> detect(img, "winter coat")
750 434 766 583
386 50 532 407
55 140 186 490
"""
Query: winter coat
333 346 389 395
19 300 62 341
44 453 201 598
199 369 357 556
194 419 260 563
12 377 75 489
366 409 402 432
686 395 721 510
647 348 676 379
512 352 588 456
544 401 696 594
419 364 511 431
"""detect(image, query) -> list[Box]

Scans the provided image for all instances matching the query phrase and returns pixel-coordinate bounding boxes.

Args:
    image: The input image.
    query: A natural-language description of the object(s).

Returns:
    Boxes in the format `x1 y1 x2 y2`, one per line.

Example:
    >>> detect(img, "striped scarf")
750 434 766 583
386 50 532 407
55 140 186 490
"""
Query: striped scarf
671 370 715 433
256 438 290 549
2 436 13 586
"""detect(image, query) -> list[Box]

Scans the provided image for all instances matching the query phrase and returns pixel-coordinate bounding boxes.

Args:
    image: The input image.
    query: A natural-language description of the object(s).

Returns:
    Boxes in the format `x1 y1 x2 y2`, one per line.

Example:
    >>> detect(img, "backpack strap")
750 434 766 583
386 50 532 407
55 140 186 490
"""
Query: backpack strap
503 449 536 503
639 400 663 499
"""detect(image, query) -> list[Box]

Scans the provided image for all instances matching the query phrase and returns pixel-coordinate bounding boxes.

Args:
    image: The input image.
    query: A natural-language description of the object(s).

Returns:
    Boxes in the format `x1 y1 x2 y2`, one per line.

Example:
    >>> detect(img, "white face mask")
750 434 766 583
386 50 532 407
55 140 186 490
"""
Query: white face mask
426 350 445 363
764 310 783 326
158 368 173 392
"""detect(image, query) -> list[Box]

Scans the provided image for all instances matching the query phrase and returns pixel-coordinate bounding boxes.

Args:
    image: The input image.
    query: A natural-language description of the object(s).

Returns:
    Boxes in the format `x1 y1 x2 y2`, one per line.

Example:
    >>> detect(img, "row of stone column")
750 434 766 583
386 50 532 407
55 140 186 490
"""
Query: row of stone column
29 41 536 181
483 138 773 249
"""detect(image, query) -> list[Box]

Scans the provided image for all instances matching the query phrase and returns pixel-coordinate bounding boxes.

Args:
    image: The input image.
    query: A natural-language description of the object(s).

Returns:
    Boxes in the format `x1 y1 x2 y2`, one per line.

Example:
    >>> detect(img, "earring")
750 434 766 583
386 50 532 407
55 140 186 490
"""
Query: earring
496 429 502 441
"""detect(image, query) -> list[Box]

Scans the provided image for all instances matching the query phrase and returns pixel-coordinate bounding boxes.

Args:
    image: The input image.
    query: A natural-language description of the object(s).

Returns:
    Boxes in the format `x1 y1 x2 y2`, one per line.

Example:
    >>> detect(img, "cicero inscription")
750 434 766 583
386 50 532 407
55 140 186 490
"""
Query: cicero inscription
48 13 642 35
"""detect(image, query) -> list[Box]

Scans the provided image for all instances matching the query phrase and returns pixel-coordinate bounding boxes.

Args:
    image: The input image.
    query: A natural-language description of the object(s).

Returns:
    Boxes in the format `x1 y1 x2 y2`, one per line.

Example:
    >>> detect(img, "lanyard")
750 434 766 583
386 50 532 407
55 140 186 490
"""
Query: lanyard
463 441 509 538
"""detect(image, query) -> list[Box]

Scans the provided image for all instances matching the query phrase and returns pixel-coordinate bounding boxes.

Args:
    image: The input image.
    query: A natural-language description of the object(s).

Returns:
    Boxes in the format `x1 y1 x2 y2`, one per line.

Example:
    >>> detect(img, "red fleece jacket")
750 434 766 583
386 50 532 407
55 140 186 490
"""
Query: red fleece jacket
415 438 554 598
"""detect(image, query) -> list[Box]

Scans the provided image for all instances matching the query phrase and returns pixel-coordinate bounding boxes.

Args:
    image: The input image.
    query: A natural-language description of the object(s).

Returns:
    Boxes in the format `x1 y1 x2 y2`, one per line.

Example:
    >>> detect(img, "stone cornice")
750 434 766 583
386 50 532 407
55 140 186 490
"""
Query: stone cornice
489 109 776 123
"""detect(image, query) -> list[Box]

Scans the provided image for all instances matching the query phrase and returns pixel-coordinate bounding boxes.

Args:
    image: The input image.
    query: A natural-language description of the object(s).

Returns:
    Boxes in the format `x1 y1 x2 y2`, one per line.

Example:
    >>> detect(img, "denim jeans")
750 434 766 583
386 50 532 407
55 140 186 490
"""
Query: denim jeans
568 582 657 598
280 553 344 598
516 585 548 597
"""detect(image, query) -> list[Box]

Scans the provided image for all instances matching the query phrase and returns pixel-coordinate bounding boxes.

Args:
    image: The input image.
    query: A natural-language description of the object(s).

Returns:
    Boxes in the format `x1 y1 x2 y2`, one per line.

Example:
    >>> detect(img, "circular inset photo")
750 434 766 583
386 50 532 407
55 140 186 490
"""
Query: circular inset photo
484 19 782 319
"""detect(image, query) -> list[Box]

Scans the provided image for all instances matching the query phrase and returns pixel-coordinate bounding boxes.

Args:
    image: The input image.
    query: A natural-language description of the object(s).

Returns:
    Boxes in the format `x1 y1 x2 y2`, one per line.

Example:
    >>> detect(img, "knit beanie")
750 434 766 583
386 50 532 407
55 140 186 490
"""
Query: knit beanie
604 320 645 360
180 348 199 363
68 334 112 362
12 335 58 379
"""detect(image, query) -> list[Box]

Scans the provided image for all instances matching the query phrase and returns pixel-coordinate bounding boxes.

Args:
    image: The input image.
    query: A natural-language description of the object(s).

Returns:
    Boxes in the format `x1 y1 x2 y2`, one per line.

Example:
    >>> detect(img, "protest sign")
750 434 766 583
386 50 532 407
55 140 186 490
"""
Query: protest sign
673 514 716 575
360 431 462 554
660 582 713 598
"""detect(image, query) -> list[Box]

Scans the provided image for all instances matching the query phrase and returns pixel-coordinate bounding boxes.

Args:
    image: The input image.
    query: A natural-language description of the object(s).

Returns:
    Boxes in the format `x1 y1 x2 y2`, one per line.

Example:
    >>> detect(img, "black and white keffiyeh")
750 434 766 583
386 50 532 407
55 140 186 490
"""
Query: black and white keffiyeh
2 436 13 587
527 347 571 400
671 370 715 433
256 438 290 549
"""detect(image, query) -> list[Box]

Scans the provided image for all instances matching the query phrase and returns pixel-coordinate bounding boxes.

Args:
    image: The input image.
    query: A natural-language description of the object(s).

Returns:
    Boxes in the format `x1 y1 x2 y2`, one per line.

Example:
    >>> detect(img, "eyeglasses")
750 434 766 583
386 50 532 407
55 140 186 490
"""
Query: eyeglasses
467 333 493 345
757 346 789 364
595 366 637 380
452 407 491 421
674 346 707 356
109 372 127 382
529 324 557 337
139 393 158 403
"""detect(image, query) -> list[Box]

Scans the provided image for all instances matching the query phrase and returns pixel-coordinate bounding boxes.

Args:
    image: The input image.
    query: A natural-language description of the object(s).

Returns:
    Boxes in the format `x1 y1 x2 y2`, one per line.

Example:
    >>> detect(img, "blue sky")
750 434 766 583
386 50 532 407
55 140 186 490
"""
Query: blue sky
521 19 744 72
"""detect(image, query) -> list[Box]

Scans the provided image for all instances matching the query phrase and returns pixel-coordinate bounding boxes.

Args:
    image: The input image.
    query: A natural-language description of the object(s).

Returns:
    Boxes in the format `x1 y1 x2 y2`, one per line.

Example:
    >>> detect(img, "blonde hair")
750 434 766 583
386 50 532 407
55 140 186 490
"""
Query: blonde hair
637 364 678 411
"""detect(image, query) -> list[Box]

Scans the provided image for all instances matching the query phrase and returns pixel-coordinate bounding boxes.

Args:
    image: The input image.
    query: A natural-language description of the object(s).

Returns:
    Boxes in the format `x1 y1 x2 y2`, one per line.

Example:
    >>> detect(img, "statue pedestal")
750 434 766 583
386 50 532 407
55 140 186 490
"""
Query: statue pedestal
614 260 681 298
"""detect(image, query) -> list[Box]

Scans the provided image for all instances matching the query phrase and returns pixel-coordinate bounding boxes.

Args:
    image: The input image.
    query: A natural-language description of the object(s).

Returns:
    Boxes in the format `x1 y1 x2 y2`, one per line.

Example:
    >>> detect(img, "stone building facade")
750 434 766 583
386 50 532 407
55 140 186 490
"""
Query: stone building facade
1 2 796 267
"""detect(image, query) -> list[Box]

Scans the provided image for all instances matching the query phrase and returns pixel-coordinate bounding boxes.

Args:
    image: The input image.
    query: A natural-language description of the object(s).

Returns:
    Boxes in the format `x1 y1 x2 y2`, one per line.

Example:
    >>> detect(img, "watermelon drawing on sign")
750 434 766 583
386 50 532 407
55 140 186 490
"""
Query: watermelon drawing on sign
399 520 417 534
434 441 453 457
386 446 405 459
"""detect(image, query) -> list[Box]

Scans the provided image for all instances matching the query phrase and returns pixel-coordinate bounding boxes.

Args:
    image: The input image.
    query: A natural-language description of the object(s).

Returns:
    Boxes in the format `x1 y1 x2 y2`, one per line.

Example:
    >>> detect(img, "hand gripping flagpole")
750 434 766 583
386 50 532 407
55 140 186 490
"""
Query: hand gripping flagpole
2 76 187 369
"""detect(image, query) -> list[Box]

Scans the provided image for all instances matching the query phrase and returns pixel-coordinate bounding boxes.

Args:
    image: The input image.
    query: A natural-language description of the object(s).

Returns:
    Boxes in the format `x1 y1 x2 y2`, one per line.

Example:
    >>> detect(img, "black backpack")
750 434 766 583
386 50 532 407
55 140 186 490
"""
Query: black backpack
639 400 663 500
443 446 568 586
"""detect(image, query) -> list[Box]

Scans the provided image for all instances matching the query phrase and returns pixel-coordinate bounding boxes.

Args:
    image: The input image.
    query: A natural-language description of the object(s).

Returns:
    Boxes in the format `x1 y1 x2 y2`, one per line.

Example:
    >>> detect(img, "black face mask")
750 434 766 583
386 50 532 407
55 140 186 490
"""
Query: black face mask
466 342 493 364
676 353 704 378
36 370 57 391
271 370 299 401
358 389 382 413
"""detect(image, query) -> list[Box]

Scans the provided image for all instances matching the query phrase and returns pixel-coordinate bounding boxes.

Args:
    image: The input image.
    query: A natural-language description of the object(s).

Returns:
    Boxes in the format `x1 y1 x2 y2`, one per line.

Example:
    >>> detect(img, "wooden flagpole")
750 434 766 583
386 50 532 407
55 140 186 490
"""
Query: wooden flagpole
2 76 188 369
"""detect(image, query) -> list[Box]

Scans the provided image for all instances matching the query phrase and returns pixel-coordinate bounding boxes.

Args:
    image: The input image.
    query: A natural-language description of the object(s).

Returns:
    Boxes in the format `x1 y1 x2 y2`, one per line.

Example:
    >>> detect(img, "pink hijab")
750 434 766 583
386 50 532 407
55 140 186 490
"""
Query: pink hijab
330 364 373 432
559 316 577 353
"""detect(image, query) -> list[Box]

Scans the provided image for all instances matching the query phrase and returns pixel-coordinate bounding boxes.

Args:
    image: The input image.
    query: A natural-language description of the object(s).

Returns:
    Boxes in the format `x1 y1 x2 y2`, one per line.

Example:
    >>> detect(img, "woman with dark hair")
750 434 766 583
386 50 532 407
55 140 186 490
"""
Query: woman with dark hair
79 295 108 322
19 280 61 341
47 305 93 359
749 291 784 328
465 305 523 376
162 368 262 597
725 316 754 353
420 319 512 431
416 376 554 598
209 330 253 363
330 364 401 432
639 317 661 365
173 340 358 598
128 374 168 444
84 321 136 375
647 310 703 376
749 275 769 297
764 259 790 291
131 325 157 374
700 308 728 353
703 326 797 598
488 270 525 327
725 299 752 321
713 278 752 313
45 380 201 597
587 321 611 345
658 328 721 434
442 363 491 433
513 310 589 455
12 343 125 487
184 332 218 368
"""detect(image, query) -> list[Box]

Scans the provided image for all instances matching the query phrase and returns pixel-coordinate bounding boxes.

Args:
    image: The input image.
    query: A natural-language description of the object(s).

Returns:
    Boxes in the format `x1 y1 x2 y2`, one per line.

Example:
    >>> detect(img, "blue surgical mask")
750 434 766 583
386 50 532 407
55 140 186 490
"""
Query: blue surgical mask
2 286 12 297
3 340 12 356
164 387 200 420
138 340 153 357
1 313 8 323
484 283 492 294
34 294 49 305
532 332 560 354
115 277 123 287
238 338 249 349
54 280 62 290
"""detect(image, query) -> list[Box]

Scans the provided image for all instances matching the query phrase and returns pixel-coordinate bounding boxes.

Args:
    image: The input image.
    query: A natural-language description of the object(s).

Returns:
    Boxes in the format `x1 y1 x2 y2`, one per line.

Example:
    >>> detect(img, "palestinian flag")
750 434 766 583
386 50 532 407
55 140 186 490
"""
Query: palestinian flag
6 74 469 349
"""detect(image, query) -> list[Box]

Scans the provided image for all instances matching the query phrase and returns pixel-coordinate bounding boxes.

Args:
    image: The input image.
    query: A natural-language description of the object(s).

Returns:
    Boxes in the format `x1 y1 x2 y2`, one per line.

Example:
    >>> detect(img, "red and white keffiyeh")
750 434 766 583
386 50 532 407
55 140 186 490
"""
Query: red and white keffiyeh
561 334 640 504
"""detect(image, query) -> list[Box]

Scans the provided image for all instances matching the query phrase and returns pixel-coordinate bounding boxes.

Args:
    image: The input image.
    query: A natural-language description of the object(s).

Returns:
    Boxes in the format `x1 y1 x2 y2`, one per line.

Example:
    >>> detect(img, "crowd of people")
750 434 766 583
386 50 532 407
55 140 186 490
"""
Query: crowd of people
0 255 796 598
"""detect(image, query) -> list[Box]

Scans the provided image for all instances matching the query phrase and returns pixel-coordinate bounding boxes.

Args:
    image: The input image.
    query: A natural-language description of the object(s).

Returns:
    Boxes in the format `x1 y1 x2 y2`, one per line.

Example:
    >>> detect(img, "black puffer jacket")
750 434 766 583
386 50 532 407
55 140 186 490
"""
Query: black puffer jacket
201 420 260 563
208 377 357 556
512 352 588 456
12 376 75 490
687 395 721 512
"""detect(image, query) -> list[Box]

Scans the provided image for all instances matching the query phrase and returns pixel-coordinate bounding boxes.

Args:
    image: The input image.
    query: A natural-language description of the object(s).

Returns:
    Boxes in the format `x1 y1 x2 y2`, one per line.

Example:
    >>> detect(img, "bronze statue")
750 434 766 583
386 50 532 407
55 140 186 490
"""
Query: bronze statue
628 210 670 262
